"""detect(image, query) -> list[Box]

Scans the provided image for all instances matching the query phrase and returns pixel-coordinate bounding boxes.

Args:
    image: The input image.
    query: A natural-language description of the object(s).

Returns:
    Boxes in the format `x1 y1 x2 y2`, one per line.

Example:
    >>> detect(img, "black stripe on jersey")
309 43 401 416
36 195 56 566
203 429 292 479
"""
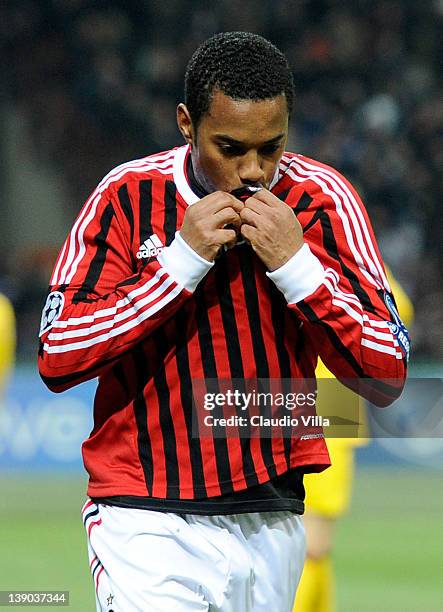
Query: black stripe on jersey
152 327 180 498
238 248 269 378
163 181 178 245
117 183 134 245
116 271 143 288
40 355 118 388
293 191 313 213
112 362 128 397
291 320 312 378
319 210 377 314
132 344 154 495
214 254 258 489
303 208 323 233
194 283 234 495
268 280 293 466
297 300 364 376
72 202 115 303
238 248 277 480
175 308 206 497
214 256 245 379
268 282 291 378
139 180 153 243
276 188 290 202
83 508 99 525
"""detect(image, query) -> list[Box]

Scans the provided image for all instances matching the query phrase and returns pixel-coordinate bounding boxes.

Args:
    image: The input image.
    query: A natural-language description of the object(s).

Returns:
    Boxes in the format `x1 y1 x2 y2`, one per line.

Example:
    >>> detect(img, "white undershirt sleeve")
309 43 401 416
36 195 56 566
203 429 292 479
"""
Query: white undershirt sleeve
157 231 214 292
266 243 325 304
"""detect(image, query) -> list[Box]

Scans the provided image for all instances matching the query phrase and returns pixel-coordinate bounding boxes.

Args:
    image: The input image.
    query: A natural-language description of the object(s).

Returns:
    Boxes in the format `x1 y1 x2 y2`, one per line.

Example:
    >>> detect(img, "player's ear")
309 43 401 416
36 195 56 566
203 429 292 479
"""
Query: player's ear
177 103 195 147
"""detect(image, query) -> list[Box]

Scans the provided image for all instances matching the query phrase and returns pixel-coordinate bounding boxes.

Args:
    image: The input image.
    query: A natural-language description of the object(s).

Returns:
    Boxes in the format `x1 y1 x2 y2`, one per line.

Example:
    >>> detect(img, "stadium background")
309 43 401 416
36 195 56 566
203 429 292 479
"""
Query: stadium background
0 1 441 610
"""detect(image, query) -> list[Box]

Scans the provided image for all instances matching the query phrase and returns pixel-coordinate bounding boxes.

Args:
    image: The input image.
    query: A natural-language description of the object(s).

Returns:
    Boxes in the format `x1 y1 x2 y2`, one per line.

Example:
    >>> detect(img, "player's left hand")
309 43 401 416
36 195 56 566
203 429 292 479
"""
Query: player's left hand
239 189 304 271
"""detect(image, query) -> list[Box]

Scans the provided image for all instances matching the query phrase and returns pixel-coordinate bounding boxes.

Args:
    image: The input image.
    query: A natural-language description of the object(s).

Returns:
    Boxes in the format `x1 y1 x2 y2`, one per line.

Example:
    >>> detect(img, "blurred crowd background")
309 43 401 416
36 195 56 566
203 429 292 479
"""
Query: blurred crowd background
0 0 441 363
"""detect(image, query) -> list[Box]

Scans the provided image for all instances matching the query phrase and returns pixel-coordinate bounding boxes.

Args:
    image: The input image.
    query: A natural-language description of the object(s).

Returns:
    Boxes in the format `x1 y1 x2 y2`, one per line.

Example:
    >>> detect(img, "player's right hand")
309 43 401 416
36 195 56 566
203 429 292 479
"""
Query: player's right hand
179 191 244 262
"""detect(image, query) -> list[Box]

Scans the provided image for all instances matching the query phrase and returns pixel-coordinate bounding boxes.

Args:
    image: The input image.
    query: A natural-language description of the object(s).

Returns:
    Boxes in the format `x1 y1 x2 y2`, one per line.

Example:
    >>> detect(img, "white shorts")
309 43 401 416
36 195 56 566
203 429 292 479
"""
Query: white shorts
82 500 306 612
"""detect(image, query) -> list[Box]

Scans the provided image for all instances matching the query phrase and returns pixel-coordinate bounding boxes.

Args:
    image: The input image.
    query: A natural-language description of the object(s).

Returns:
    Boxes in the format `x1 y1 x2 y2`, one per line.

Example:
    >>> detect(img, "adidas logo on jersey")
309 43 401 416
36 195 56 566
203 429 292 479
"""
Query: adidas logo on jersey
136 234 164 259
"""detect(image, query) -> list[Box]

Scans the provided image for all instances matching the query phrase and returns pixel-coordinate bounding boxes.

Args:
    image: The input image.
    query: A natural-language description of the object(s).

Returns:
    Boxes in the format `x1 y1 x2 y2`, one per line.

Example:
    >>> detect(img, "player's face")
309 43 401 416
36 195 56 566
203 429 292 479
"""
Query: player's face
177 90 289 193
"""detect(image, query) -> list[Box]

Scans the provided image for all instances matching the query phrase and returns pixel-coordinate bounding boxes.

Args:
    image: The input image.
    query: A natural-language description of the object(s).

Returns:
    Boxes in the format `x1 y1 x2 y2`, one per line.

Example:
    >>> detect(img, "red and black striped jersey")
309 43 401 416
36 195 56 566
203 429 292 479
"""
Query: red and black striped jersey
38 145 408 500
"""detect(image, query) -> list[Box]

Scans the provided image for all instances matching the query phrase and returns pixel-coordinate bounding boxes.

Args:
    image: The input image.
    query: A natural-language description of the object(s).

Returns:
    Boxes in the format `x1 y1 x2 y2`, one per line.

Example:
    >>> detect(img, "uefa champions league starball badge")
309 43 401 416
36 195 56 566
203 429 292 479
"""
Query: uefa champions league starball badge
39 291 65 336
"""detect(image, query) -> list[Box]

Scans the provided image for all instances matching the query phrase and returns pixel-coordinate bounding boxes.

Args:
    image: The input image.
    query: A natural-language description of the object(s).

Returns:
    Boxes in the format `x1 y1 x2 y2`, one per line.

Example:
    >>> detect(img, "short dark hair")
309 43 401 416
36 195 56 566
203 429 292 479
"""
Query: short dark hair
185 31 294 127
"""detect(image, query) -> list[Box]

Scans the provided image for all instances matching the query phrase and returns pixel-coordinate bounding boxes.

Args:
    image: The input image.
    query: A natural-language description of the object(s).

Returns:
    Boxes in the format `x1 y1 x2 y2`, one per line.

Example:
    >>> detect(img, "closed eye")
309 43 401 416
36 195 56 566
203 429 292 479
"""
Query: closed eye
219 143 281 157
219 144 244 156
259 144 281 155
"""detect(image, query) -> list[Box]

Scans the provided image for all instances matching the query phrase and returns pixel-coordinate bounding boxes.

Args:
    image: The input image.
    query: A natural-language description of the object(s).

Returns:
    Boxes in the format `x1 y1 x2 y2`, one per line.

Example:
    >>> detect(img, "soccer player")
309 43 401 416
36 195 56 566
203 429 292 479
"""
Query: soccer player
0 292 16 393
38 32 408 611
294 271 413 612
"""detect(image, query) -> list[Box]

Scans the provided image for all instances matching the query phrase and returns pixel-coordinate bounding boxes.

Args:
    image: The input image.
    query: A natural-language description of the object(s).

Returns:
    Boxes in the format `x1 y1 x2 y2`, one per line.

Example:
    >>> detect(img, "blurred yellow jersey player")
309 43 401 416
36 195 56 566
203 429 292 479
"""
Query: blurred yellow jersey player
294 271 413 612
0 292 16 393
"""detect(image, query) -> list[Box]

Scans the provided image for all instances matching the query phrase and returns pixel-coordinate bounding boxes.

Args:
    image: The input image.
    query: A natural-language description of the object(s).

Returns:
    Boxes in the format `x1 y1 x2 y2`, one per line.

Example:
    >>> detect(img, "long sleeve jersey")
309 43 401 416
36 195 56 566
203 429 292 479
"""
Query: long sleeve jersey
38 145 408 500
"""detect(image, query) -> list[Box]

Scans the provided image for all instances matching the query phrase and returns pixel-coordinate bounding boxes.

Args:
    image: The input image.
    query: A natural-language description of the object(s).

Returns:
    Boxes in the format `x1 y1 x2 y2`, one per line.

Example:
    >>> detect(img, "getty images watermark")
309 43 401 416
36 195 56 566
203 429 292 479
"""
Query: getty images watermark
192 378 360 439
202 387 320 425
191 378 443 439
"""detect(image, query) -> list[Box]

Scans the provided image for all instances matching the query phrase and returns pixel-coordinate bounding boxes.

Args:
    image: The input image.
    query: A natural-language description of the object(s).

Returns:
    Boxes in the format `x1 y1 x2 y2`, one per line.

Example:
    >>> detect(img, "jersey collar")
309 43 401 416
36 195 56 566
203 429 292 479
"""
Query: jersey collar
173 145 200 206
173 143 281 206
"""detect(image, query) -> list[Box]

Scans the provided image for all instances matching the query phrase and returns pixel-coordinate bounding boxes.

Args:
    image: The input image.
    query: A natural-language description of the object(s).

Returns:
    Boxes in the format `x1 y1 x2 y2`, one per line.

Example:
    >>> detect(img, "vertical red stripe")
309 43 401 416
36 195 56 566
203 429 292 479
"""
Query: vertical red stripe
252 260 288 469
164 350 194 496
207 277 248 490
151 177 167 239
228 251 268 481
187 330 222 497
147 383 167 498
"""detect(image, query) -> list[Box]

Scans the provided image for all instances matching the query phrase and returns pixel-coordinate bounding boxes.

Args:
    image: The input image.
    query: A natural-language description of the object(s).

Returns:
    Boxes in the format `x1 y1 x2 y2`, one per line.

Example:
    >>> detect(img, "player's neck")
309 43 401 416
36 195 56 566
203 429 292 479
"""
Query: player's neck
186 154 209 198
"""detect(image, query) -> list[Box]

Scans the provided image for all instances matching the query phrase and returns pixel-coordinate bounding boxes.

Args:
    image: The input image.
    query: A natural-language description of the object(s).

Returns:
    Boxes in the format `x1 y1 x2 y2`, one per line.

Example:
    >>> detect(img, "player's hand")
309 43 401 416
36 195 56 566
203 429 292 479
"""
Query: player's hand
180 191 244 262
239 189 304 271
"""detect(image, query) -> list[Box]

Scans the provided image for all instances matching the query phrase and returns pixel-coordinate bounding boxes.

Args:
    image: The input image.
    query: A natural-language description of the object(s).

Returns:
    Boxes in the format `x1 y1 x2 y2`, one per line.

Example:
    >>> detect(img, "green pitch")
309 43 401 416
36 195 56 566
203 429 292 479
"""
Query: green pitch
334 467 443 612
0 468 442 611
0 475 94 610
